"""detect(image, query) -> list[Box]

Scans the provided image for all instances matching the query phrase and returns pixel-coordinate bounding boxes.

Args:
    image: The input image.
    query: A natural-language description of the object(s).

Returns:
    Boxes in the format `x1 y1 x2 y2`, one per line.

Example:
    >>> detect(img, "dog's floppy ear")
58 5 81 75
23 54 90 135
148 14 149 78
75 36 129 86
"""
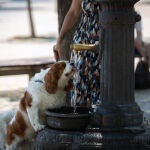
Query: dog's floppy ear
44 68 58 94
64 79 73 92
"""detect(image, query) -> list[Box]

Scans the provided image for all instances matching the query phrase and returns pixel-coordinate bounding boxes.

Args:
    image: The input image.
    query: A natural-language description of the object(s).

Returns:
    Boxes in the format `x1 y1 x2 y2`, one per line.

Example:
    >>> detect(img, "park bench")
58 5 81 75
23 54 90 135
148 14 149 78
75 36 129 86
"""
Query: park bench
0 57 55 79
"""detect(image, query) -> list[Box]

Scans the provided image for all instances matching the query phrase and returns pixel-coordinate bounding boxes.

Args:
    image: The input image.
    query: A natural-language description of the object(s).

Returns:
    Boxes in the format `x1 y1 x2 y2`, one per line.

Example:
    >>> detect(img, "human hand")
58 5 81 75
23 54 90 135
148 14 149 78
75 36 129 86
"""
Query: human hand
53 45 60 61
143 43 150 64
134 39 146 58
135 40 148 63
54 41 64 61
135 39 142 51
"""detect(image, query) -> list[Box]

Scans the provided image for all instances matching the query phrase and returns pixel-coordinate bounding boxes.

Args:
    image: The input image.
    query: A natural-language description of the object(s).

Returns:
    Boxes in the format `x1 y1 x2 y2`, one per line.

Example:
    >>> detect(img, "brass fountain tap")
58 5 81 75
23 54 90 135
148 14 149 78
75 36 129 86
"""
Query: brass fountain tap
70 41 99 54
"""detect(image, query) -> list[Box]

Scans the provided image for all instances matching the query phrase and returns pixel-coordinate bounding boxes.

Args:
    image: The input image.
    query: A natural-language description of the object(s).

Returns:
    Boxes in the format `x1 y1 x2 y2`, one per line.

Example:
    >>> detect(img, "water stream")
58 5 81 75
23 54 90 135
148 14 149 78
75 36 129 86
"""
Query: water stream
73 105 77 113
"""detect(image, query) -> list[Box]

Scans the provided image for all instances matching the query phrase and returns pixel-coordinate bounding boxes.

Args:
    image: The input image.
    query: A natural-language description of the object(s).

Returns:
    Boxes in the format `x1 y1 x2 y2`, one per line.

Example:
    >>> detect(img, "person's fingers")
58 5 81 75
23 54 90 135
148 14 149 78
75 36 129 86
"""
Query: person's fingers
53 45 60 61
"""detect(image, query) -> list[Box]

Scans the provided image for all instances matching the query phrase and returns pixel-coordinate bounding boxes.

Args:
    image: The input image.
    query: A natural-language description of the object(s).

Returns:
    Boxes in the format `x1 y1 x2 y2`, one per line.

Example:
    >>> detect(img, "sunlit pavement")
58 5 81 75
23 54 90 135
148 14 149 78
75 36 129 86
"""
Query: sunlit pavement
0 0 150 122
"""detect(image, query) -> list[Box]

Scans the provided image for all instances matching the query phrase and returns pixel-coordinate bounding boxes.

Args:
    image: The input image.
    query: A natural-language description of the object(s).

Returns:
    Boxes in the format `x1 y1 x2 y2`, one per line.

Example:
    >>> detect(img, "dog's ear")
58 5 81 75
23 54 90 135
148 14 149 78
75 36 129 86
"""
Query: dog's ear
64 79 73 92
44 68 58 94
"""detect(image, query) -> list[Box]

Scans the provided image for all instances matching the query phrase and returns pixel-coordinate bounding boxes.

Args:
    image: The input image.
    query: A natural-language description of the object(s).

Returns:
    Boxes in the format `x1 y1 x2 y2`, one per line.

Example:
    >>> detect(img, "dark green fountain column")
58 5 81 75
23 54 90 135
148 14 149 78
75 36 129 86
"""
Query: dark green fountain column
92 0 143 128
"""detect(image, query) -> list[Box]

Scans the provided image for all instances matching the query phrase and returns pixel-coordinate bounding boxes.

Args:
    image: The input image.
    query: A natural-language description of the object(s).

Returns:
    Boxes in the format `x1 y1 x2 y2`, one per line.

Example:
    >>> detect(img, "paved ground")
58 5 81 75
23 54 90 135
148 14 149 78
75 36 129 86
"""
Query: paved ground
0 0 150 123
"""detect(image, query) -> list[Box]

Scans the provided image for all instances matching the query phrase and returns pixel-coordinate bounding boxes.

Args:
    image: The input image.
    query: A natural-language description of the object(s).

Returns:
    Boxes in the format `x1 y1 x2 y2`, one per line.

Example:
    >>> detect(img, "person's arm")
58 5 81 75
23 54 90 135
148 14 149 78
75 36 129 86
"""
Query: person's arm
55 0 82 58
134 20 148 59
135 20 143 50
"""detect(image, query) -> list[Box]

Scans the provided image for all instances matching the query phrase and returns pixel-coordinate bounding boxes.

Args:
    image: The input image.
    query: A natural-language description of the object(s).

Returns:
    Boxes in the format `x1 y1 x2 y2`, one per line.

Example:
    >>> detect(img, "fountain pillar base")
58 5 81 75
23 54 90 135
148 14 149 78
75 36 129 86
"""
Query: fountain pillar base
35 127 150 150
90 104 143 128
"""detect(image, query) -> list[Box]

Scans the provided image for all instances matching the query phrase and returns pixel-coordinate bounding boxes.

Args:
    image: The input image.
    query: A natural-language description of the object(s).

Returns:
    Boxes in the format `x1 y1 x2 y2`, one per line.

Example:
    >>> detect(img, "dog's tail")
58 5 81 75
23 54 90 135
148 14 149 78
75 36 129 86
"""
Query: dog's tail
0 110 15 150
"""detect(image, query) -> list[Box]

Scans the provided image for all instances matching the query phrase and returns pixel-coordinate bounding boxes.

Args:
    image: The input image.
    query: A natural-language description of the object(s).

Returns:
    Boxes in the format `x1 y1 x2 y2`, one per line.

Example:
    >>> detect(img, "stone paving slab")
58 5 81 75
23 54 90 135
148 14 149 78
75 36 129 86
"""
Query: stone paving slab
135 89 150 122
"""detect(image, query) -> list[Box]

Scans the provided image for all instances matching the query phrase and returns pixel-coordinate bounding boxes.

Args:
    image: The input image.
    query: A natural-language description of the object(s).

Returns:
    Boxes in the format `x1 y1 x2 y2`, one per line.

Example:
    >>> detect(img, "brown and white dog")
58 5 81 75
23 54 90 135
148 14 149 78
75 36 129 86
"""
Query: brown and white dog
4 61 75 150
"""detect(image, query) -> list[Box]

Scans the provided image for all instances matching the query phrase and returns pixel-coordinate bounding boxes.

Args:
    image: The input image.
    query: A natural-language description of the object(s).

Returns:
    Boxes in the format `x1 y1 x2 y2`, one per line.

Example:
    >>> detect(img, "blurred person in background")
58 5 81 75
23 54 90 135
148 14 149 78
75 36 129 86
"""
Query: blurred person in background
134 12 150 89
134 12 150 67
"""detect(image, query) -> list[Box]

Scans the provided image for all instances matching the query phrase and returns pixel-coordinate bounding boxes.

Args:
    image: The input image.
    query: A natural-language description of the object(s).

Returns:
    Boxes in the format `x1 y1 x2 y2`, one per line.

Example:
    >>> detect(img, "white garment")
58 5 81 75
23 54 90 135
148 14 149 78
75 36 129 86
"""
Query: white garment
134 20 142 42
135 20 142 32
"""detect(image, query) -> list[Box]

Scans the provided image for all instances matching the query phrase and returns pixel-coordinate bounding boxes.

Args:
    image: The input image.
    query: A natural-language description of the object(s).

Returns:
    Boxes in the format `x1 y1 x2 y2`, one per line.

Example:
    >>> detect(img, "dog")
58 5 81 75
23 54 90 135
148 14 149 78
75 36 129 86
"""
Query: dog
5 61 76 150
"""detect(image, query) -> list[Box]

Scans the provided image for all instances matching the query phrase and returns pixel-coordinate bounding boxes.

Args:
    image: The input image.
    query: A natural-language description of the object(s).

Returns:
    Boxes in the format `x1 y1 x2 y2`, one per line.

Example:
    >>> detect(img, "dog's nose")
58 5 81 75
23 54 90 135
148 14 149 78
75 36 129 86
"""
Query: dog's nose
70 62 74 66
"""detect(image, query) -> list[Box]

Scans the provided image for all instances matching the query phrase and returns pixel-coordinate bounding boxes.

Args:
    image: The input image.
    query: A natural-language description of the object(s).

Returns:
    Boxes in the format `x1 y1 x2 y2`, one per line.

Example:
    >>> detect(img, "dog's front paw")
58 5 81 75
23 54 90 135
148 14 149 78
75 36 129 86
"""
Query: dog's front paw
34 124 45 132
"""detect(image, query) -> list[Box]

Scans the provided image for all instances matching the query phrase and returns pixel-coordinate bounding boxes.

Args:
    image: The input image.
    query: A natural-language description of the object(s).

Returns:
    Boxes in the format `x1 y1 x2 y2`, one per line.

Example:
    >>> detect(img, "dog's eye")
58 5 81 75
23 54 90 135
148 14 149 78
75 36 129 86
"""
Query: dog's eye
65 73 69 76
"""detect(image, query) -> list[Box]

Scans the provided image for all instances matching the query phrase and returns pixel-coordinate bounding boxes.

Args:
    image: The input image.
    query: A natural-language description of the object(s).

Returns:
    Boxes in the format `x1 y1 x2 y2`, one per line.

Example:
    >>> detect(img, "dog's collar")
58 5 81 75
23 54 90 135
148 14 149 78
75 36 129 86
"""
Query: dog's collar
34 79 44 84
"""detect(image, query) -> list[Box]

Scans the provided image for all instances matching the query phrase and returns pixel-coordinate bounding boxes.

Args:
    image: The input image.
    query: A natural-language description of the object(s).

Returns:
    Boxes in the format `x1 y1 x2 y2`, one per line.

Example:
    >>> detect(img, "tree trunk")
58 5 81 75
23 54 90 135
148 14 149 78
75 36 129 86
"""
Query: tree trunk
57 0 78 60
27 0 36 38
